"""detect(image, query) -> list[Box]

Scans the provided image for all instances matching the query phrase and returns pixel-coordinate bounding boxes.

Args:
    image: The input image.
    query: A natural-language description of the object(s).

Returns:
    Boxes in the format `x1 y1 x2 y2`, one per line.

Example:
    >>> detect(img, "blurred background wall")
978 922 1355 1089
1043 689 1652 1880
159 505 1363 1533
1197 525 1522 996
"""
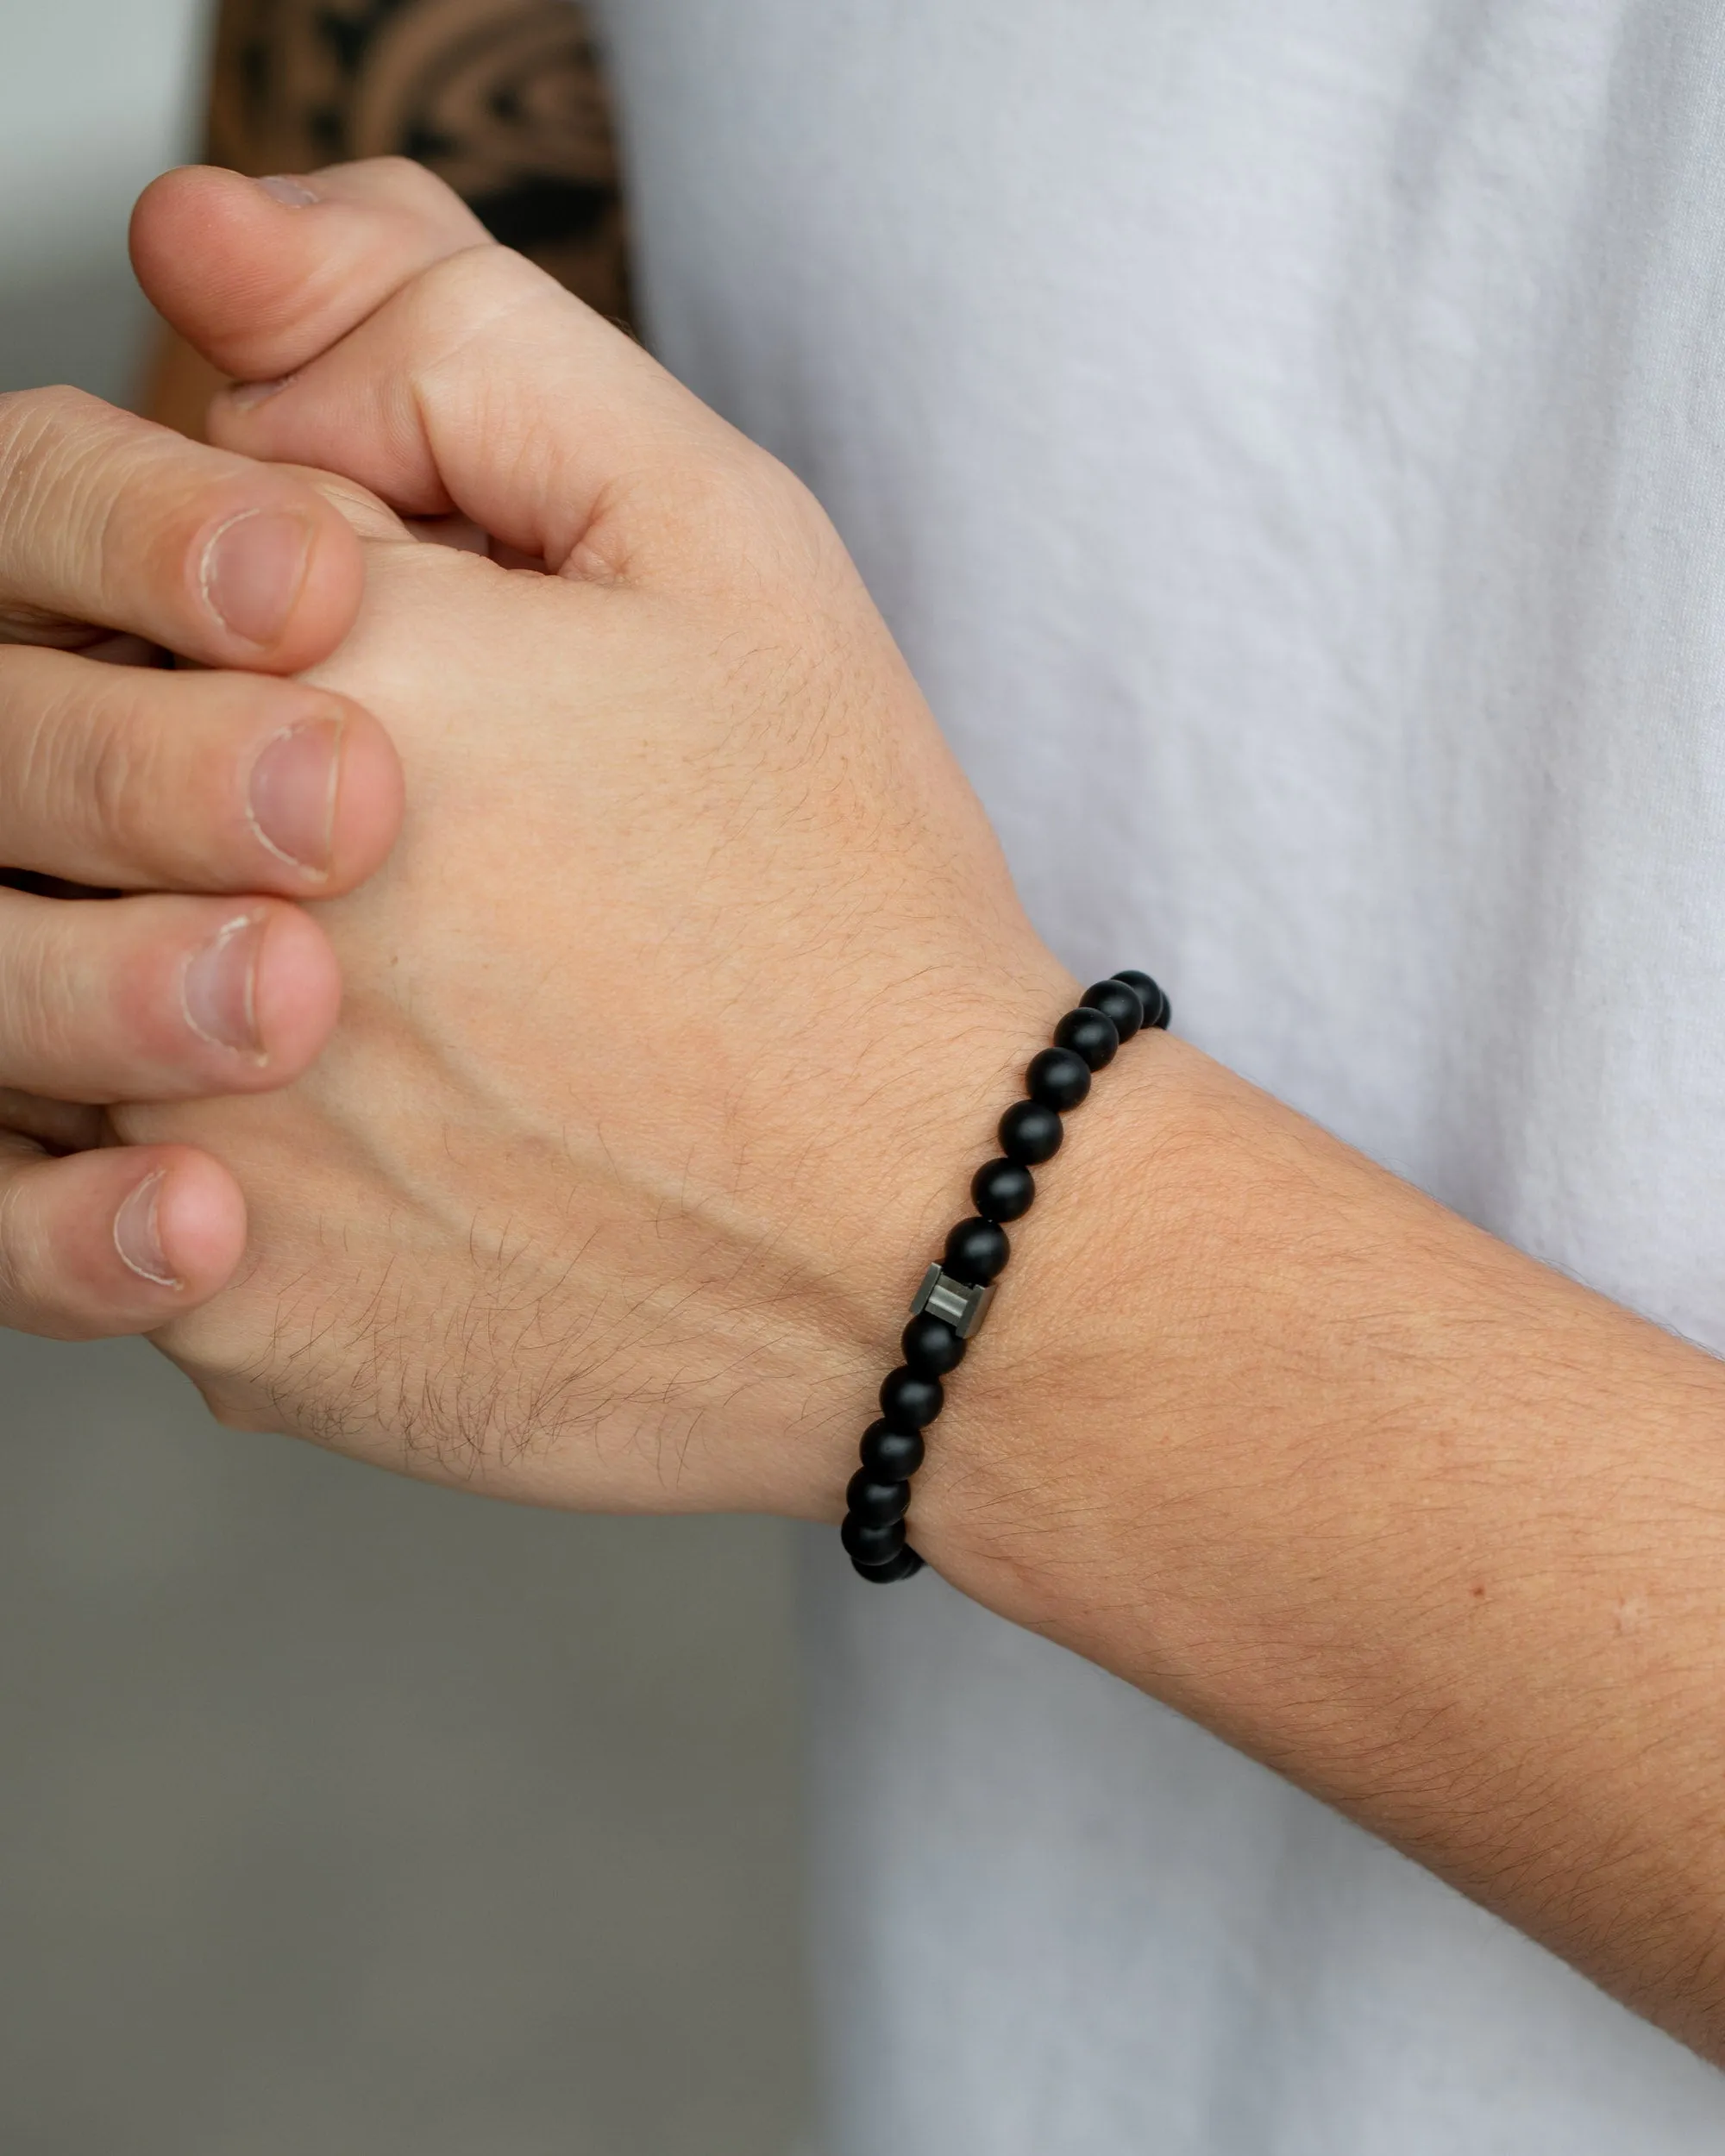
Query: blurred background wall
0 8 811 2152
0 3 207 404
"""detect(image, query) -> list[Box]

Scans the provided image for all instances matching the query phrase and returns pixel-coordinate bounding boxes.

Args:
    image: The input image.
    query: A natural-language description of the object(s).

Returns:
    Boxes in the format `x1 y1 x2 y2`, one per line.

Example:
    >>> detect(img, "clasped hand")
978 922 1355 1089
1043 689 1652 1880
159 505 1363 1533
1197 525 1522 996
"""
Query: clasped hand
0 158 1072 1528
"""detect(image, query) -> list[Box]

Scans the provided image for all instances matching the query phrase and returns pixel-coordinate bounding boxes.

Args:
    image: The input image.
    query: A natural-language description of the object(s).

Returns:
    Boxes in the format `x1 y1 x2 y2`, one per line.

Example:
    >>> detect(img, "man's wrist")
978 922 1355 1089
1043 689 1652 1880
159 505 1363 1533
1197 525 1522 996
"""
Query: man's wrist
568 954 1085 1528
907 1029 1185 1610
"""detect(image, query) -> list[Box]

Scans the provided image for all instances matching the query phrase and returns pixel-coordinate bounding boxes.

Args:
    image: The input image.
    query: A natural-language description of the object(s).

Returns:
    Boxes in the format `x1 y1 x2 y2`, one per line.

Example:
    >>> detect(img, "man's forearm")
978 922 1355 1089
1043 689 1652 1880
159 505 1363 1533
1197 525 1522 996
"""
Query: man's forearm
914 1034 1725 2060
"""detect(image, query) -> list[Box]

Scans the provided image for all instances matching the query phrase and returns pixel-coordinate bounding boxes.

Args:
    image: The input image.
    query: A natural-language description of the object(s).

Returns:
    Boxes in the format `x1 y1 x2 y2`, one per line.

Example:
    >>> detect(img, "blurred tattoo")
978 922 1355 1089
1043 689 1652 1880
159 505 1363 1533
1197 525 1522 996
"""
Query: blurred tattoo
206 0 630 322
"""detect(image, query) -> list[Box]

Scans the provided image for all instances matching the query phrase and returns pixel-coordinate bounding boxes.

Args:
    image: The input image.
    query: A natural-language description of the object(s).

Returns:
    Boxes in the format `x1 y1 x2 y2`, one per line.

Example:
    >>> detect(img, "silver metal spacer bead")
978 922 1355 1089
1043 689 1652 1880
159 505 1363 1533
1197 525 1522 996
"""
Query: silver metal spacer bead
909 1263 997 1339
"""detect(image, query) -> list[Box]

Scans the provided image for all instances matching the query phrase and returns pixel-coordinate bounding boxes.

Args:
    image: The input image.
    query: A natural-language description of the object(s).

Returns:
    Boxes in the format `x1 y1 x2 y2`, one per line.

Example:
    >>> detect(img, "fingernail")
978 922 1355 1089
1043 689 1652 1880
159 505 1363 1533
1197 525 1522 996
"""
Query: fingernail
200 508 312 646
248 718 342 875
257 173 318 207
228 375 292 411
183 914 266 1059
114 1170 179 1289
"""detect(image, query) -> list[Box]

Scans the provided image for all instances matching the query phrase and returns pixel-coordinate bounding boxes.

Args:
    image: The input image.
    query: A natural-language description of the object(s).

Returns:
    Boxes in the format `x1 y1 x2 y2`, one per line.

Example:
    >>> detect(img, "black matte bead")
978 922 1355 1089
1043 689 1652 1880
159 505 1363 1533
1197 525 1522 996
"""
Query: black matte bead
1026 1045 1092 1112
853 1543 925 1583
1081 978 1143 1042
901 1313 966 1376
880 1364 944 1429
1054 1006 1120 1070
998 1098 1063 1166
943 1215 1010 1284
841 1513 907 1567
970 1156 1035 1222
846 1470 911 1525
859 1420 925 1480
1113 968 1170 1031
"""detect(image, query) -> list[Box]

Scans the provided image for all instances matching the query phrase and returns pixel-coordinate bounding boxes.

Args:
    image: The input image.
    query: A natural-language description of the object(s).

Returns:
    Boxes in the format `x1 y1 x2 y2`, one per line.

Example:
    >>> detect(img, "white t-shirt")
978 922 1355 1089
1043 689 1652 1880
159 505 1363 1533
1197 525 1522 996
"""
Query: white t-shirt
593 2 1725 2147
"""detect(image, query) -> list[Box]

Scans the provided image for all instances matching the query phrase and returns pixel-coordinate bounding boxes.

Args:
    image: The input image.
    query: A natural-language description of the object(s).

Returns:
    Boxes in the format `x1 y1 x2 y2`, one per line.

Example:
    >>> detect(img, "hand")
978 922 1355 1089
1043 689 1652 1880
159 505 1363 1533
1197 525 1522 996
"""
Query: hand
0 386 404 1337
122 159 1074 1518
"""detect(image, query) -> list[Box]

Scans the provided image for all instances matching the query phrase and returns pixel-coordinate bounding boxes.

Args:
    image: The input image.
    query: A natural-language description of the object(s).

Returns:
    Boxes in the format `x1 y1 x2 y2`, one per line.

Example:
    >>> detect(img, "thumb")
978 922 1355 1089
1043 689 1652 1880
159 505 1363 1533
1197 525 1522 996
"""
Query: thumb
130 160 771 584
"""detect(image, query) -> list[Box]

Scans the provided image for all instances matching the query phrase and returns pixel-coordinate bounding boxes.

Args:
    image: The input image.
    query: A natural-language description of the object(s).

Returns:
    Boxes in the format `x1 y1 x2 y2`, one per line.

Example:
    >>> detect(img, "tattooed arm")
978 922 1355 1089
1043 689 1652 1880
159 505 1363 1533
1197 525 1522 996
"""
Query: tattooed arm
145 0 628 430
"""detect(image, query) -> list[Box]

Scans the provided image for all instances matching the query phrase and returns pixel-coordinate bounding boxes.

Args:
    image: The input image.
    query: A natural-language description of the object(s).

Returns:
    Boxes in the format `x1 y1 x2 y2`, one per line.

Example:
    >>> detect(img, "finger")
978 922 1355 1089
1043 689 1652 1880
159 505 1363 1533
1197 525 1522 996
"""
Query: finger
130 160 492 385
132 162 755 580
0 646 404 895
0 386 364 670
0 1138 246 1340
226 248 757 577
0 888 342 1102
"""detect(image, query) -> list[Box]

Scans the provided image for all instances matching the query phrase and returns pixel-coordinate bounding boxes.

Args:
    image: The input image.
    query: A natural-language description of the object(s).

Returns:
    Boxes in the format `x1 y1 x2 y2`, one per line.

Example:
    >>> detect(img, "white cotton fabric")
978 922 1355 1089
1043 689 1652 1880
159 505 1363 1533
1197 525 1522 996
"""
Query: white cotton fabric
591 2 1725 2147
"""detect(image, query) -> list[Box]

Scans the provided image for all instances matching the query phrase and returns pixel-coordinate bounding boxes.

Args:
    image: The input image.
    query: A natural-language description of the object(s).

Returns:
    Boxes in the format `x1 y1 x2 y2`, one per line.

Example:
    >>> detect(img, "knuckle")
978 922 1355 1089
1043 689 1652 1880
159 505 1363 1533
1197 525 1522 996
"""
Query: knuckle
14 663 171 873
361 154 466 212
608 448 813 592
6 914 81 1076
338 154 489 242
3 665 72 820
0 1165 50 1323
82 693 160 862
414 243 557 339
0 394 97 618
152 1307 264 1424
201 1384 267 1431
0 385 120 521
0 384 101 468
0 390 191 627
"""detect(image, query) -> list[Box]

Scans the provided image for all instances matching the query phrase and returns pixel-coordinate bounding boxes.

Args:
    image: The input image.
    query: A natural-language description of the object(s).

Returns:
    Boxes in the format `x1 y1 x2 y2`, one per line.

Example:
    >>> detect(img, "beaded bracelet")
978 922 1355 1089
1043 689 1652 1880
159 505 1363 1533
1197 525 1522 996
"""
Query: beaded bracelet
840 968 1170 1583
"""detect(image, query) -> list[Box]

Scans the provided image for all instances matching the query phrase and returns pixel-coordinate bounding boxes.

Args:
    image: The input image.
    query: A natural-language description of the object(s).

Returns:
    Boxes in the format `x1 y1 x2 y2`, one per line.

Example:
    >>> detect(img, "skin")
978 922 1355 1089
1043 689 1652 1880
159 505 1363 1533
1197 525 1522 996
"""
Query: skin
0 392 405 1332
0 0 616 1337
90 159 1725 2066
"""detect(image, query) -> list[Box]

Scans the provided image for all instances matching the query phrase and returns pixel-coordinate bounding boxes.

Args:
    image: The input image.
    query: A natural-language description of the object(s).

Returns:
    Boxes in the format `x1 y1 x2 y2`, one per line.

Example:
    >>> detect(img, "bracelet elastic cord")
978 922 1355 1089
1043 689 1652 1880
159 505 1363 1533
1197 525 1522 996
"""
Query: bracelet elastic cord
840 969 1170 1583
